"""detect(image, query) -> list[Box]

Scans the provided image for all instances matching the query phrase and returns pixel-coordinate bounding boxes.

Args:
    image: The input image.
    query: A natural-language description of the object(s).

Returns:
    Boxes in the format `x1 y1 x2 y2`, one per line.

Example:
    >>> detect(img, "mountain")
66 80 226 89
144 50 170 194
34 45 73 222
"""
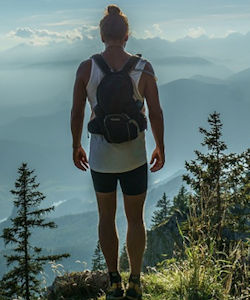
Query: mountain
1 67 250 220
0 109 73 147
0 172 185 285
0 171 186 250
2 32 250 73
151 56 232 84
0 210 99 286
145 172 187 225
191 68 250 101
0 34 244 88
190 75 226 85
173 32 250 72
152 56 212 65
159 77 250 167
0 137 96 220
227 67 250 83
143 212 186 268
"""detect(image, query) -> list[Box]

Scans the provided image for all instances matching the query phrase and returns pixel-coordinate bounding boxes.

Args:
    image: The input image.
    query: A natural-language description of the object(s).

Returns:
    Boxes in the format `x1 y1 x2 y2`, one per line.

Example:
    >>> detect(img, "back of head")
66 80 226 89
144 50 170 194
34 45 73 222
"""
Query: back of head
100 4 129 42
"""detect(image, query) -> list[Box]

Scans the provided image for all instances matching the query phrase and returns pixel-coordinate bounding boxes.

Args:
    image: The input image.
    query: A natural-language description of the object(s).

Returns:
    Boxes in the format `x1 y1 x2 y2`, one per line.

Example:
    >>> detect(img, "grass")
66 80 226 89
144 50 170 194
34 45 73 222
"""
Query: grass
97 266 226 300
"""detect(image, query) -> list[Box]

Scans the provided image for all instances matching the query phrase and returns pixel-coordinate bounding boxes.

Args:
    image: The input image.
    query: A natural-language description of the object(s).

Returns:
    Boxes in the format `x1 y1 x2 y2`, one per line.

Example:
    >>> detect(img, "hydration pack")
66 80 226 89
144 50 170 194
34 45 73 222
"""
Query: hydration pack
87 53 147 143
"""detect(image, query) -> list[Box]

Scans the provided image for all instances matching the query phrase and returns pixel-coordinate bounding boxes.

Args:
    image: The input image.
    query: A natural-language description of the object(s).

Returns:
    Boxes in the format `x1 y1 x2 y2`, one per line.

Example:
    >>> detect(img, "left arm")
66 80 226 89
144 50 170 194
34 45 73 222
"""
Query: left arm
70 59 91 171
71 65 87 148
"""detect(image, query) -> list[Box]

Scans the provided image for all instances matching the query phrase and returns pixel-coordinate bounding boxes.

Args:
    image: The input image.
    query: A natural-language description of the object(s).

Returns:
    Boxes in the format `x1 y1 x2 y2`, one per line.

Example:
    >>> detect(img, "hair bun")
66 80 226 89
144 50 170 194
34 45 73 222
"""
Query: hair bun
107 4 121 15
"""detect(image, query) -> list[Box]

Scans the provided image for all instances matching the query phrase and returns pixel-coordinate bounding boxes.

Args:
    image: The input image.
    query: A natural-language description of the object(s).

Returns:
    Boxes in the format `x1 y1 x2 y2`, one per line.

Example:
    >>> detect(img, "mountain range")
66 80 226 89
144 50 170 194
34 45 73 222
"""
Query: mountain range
0 66 249 219
0 170 186 285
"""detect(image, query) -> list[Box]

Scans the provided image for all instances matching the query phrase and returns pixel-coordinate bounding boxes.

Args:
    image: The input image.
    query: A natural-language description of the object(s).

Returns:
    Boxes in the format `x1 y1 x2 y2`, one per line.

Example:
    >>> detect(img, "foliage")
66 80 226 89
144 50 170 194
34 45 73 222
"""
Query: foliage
0 162 70 300
182 111 249 243
145 111 249 299
151 192 171 227
170 185 190 216
91 240 106 271
178 111 249 299
119 242 129 272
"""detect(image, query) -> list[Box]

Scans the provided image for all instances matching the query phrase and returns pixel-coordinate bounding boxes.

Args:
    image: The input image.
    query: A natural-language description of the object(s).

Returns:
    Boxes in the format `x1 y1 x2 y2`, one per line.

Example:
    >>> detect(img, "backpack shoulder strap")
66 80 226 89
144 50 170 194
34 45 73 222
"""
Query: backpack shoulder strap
122 55 141 73
133 57 158 81
91 54 112 75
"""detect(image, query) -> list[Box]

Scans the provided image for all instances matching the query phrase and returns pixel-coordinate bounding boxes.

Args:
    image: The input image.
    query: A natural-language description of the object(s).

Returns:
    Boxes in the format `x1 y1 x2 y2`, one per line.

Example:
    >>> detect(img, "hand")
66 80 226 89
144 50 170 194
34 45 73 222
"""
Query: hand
150 146 165 172
73 146 89 171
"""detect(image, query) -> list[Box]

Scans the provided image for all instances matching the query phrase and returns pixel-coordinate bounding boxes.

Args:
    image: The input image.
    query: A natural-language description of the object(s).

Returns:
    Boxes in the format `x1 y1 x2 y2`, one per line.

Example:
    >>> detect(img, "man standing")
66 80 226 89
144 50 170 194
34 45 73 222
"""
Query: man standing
71 4 164 300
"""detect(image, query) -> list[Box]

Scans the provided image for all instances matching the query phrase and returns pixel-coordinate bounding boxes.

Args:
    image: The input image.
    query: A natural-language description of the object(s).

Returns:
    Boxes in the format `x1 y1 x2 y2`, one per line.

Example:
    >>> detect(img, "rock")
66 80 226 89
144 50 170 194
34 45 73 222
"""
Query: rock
46 269 109 300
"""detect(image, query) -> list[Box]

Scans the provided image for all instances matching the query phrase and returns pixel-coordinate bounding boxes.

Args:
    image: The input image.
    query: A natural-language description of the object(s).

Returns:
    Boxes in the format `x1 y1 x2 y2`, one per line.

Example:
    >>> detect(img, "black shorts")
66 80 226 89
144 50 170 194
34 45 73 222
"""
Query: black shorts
90 163 148 195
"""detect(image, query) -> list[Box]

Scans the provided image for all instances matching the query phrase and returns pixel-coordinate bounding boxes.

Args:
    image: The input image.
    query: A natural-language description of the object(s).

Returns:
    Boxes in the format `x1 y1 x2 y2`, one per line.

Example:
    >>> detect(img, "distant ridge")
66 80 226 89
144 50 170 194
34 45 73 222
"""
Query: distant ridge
152 56 212 65
227 67 250 82
190 74 226 84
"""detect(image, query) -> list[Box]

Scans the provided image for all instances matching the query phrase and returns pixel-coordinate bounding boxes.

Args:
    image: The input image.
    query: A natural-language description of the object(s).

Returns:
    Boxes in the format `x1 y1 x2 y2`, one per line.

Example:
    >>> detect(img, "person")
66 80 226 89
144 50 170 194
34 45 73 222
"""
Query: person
70 4 165 300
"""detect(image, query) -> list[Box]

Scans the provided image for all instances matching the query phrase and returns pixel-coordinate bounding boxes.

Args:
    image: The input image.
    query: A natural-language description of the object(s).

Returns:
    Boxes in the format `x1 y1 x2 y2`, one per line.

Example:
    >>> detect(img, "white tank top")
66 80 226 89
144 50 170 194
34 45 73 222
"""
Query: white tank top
86 55 148 173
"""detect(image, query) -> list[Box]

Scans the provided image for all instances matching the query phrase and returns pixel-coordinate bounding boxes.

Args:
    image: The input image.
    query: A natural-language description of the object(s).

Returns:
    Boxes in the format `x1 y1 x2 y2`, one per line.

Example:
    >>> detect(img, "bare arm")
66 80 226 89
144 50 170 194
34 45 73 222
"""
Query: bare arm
70 59 91 171
144 61 165 171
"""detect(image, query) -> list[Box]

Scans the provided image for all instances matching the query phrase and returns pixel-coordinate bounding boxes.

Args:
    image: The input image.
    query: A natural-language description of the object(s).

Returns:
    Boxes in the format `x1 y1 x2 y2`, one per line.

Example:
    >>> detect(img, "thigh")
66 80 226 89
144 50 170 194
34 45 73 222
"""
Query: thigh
118 163 148 196
95 191 117 219
90 169 118 193
90 169 118 218
119 163 148 223
123 191 147 223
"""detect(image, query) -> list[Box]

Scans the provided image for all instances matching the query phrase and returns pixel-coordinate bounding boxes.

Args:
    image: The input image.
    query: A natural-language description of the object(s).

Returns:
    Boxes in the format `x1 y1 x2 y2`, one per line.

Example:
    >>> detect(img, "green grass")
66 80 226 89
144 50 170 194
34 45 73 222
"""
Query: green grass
98 267 226 300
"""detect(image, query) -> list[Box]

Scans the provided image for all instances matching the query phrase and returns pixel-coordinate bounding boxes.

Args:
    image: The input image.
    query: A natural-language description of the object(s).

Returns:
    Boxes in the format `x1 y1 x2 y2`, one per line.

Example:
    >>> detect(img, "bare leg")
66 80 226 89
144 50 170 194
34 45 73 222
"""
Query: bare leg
123 191 147 275
95 191 119 272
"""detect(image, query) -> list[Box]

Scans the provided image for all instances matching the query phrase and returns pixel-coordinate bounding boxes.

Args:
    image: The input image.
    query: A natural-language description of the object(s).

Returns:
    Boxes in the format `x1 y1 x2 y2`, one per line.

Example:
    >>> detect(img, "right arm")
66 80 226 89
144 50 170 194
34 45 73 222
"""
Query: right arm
144 61 165 172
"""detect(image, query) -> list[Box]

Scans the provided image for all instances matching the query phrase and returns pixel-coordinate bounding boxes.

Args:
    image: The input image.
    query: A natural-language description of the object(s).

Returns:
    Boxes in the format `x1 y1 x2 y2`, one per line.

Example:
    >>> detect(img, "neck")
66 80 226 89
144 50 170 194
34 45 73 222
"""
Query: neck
102 44 126 56
105 44 124 49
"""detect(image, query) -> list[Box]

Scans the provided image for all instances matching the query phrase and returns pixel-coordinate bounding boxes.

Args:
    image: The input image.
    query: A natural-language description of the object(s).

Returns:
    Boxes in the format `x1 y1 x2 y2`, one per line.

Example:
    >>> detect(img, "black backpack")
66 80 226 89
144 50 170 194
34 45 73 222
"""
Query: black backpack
87 53 147 143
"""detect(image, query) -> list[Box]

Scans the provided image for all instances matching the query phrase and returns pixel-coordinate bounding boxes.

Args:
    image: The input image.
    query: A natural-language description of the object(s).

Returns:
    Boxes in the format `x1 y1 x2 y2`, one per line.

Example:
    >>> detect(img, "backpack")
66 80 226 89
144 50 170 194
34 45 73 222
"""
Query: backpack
87 53 148 143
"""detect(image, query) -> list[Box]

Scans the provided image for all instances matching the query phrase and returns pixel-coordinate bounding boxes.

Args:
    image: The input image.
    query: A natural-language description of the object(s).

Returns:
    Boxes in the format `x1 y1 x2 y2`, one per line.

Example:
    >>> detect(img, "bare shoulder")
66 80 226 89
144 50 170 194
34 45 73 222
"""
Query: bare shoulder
143 60 155 74
139 58 156 82
76 59 92 86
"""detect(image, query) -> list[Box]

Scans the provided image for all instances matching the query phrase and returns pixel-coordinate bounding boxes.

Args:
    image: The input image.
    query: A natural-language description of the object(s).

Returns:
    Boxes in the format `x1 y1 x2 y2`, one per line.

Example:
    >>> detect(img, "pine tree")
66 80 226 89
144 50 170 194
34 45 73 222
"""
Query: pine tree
181 112 249 297
119 242 129 272
182 111 249 242
151 192 171 227
170 185 189 216
0 162 70 299
91 240 106 271
223 148 250 234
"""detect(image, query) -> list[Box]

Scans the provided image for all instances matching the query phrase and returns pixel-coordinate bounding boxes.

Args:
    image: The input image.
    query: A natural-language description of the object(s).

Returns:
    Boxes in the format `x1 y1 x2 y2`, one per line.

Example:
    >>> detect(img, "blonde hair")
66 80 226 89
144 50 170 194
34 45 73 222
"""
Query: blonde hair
100 4 129 41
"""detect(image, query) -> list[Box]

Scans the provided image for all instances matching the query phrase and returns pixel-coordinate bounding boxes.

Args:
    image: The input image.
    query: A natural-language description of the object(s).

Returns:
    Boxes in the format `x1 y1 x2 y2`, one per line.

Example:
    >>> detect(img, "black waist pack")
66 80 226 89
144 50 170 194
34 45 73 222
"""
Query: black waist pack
87 53 147 143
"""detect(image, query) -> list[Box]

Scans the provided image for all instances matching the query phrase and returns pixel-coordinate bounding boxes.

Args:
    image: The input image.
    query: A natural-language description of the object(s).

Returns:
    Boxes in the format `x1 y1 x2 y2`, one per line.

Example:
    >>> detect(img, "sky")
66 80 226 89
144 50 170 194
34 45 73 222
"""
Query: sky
1 0 250 50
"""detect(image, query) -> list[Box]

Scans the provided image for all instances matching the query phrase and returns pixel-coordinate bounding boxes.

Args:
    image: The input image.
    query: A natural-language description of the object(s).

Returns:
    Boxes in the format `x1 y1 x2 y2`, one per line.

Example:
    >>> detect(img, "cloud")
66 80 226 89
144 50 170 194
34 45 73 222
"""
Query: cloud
186 26 206 38
14 28 34 38
144 30 154 39
6 25 98 46
144 23 164 38
224 29 238 37
45 19 85 27
152 23 163 34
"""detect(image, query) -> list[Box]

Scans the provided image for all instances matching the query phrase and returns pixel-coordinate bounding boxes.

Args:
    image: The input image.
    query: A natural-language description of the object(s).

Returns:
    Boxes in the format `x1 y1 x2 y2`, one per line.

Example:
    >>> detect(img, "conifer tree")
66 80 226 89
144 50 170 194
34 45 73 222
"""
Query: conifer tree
182 111 249 242
151 192 171 227
0 162 70 300
91 240 106 271
170 185 189 216
181 112 249 297
119 242 129 272
223 148 250 234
